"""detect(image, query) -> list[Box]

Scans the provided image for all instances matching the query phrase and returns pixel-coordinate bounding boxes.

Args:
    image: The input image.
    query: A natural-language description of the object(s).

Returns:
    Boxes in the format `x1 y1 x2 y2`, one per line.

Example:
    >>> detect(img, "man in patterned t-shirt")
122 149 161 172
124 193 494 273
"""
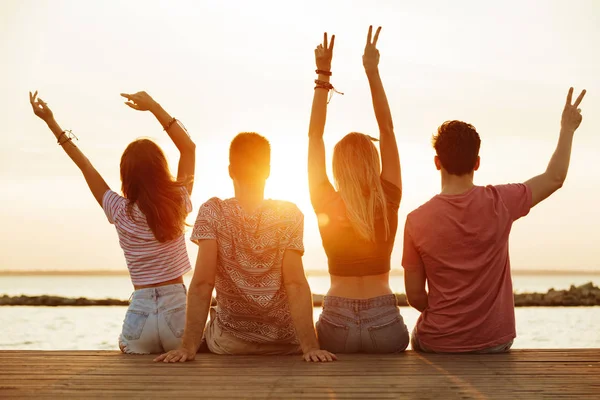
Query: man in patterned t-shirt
156 132 336 363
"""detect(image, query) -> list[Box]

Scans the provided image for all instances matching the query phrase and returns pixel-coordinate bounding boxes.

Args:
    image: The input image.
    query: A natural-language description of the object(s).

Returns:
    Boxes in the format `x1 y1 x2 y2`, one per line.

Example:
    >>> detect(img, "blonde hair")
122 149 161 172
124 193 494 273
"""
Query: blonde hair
332 132 389 242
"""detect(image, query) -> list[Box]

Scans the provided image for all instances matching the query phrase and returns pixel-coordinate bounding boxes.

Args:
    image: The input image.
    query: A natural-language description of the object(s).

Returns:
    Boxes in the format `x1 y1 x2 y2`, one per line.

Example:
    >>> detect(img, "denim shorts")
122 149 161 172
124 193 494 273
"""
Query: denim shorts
316 294 409 354
118 283 187 355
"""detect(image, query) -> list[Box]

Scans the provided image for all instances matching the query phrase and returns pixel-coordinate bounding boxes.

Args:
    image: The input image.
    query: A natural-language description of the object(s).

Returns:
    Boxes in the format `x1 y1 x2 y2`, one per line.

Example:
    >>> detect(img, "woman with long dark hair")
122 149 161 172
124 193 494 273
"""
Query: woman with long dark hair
29 90 196 354
307 27 409 353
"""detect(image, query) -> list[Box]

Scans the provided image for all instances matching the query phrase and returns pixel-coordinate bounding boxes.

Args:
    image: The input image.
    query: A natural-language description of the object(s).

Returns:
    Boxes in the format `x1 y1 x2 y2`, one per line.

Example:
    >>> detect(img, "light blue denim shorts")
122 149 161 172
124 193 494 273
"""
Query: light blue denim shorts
119 283 187 354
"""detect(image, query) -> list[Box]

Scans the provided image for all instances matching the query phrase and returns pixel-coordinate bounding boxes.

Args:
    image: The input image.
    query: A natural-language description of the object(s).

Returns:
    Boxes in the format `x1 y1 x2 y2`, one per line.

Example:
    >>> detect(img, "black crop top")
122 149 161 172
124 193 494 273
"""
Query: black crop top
310 178 401 277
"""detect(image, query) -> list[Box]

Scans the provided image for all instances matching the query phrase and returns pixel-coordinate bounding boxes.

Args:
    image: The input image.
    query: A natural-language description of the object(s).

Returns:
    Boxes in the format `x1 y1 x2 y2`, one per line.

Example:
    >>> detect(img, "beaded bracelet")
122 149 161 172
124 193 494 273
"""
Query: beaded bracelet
57 130 78 146
56 131 67 144
163 118 192 139
59 137 73 146
314 79 344 104
315 69 332 76
163 117 177 131
314 80 333 90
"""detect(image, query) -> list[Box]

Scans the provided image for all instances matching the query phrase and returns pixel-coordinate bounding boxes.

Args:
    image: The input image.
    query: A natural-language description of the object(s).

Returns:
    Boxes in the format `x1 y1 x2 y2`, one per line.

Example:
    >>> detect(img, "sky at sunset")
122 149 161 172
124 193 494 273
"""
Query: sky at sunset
1 0 599 272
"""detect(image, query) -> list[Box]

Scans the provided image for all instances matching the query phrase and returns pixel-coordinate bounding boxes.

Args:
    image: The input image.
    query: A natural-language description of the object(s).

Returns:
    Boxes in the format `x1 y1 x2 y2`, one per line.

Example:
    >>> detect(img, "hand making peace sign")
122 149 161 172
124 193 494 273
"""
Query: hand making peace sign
314 32 335 72
363 26 381 72
561 87 586 133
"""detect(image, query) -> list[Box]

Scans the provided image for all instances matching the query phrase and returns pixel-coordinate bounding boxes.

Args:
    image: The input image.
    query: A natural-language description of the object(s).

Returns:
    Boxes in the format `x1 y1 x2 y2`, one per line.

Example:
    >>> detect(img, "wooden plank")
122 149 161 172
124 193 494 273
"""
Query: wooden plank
2 362 598 375
1 350 599 399
2 350 598 361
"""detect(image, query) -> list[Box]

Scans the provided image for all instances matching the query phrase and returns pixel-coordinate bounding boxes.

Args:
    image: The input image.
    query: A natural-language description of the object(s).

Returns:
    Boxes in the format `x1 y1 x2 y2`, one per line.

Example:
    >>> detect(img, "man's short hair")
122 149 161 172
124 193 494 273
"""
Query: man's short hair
229 132 271 182
432 120 481 176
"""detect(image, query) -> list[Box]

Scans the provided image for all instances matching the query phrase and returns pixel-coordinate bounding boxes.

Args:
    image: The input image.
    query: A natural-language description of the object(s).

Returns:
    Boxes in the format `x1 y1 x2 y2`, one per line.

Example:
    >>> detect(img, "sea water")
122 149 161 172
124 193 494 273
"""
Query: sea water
1 273 599 350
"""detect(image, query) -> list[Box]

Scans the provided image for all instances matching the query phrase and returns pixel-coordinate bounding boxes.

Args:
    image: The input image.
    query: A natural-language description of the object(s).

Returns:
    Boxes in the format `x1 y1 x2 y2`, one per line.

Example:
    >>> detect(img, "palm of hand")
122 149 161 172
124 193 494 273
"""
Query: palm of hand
363 46 380 71
561 87 586 132
315 33 334 71
363 26 381 71
121 91 156 111
29 91 53 121
562 107 582 130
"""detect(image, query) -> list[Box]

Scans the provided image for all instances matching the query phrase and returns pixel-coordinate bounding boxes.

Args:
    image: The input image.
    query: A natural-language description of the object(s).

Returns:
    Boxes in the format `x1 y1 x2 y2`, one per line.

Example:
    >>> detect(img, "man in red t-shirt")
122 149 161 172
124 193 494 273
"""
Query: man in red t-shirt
402 87 586 353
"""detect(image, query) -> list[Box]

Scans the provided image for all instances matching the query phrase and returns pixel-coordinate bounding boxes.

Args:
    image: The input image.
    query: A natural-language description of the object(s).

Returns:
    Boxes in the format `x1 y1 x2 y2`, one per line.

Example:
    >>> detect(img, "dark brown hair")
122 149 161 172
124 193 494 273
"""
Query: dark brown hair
229 132 271 183
120 139 189 242
432 120 481 175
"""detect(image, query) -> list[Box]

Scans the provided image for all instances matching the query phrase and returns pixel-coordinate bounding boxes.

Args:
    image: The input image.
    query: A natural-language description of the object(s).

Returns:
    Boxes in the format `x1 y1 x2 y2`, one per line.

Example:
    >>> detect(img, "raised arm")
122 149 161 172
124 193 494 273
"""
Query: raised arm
282 249 336 362
29 91 110 206
363 26 401 190
525 87 586 207
154 239 217 363
308 33 335 204
121 91 196 194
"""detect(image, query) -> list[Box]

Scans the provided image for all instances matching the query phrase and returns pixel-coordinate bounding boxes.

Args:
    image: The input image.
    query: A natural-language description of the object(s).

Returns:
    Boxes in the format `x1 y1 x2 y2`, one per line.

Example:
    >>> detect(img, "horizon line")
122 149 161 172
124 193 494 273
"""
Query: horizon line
0 269 598 277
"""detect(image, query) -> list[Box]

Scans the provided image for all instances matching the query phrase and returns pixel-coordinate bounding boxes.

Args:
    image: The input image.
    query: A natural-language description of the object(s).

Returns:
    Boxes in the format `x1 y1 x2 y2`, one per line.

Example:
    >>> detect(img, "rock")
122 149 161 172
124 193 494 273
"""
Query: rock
0 295 128 307
0 282 598 307
576 282 599 297
514 281 600 307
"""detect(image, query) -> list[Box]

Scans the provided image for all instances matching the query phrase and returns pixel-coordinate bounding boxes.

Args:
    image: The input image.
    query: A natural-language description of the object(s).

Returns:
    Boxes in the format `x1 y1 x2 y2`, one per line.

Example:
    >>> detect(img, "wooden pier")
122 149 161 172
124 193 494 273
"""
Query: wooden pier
1 349 599 399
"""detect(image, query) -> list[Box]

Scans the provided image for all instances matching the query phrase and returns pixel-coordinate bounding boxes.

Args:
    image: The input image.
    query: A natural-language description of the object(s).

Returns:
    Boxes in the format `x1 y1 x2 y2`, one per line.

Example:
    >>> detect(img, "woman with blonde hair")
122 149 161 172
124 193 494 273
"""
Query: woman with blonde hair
307 26 409 353
29 90 196 354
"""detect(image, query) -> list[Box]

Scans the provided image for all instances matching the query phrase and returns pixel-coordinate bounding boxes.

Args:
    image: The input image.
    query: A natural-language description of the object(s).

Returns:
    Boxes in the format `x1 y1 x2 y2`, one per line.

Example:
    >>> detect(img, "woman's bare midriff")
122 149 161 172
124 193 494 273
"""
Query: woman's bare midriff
133 275 184 291
327 272 393 299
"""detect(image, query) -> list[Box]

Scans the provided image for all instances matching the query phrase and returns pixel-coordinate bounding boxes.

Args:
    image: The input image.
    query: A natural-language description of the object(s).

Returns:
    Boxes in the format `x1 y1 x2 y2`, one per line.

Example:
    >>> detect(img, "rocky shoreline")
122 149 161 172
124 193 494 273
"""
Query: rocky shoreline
1 282 599 307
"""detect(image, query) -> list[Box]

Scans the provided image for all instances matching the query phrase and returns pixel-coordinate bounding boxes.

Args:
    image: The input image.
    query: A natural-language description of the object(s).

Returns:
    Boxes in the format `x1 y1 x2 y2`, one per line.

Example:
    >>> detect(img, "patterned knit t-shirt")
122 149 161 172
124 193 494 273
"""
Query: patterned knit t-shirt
102 189 193 286
191 197 304 344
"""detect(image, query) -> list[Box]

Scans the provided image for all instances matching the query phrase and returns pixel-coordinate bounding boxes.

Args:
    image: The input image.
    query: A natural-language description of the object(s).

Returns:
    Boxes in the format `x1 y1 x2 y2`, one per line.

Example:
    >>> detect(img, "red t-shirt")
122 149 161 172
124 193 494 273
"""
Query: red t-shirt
402 184 532 352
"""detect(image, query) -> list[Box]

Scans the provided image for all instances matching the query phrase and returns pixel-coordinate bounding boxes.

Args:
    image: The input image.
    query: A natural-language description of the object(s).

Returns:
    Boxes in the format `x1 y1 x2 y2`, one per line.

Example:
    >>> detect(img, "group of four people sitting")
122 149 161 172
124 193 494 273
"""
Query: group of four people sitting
29 26 586 362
